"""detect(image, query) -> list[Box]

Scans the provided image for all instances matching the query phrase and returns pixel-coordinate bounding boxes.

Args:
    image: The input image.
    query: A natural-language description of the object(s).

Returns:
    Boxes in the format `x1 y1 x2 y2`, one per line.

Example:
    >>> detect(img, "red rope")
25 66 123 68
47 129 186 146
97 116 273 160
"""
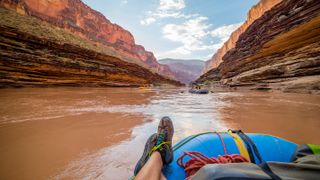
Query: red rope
216 131 228 154
176 132 248 179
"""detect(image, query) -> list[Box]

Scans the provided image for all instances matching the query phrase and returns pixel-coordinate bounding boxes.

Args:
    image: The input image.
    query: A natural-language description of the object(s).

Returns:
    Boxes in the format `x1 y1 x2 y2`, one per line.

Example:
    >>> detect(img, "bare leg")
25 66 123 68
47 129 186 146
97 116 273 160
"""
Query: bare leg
135 117 173 180
135 151 166 180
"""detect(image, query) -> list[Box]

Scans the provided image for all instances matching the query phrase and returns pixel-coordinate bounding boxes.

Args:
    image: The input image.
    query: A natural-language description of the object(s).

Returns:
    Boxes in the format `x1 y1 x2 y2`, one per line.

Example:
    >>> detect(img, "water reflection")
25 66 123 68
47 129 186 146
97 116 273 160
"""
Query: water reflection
0 88 319 180
53 91 242 179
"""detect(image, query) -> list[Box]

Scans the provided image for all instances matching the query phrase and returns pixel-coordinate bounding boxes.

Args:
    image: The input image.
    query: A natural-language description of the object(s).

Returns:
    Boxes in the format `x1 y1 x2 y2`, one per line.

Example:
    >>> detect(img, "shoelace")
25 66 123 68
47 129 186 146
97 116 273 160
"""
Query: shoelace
156 132 165 145
148 132 170 157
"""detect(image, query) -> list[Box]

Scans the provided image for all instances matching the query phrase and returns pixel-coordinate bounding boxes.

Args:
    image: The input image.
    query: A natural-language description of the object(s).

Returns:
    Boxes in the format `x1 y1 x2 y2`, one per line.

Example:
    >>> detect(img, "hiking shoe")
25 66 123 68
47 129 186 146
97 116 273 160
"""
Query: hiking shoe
156 116 174 164
134 133 158 175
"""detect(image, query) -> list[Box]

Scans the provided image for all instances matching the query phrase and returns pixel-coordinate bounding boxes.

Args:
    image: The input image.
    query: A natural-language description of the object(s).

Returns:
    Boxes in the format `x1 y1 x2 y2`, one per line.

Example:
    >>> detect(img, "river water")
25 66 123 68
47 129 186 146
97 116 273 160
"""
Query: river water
0 88 319 179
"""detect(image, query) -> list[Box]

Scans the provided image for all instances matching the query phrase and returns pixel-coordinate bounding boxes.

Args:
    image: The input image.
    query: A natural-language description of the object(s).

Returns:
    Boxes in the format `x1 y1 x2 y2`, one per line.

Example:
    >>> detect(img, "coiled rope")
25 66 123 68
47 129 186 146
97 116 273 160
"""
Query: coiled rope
176 132 248 179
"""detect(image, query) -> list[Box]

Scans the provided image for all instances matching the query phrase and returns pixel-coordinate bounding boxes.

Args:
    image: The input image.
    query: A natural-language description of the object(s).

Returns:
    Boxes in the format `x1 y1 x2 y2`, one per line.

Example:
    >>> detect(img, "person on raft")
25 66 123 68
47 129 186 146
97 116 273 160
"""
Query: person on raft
133 116 174 180
133 117 320 180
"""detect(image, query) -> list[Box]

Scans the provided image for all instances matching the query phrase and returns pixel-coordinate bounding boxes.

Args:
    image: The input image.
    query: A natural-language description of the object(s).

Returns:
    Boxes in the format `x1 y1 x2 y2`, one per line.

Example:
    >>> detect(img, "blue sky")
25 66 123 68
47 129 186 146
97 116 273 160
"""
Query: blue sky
82 0 258 60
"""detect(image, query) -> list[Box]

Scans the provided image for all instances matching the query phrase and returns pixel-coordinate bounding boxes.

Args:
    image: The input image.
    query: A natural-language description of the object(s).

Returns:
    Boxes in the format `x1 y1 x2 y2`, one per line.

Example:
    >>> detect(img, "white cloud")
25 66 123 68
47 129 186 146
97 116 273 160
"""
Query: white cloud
140 0 187 25
156 16 214 59
152 11 182 18
140 17 156 25
156 42 223 60
162 16 211 52
157 22 243 59
139 0 244 59
159 0 185 11
210 23 242 42
203 53 214 60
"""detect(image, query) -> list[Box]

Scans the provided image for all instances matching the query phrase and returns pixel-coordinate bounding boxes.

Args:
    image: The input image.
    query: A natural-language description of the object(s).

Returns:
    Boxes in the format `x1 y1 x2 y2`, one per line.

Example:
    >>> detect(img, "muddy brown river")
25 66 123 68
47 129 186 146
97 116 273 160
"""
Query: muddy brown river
0 88 319 180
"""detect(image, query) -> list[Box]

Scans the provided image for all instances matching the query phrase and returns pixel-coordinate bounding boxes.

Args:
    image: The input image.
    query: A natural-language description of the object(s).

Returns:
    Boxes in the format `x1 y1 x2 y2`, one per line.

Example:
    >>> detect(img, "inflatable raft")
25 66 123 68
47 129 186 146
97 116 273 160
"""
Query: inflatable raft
189 89 209 94
163 131 297 180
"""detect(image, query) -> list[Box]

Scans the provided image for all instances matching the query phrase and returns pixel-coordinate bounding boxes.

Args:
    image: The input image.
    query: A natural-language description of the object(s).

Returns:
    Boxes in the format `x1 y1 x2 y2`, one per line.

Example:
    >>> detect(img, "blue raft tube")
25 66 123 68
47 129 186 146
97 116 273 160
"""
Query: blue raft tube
162 130 297 180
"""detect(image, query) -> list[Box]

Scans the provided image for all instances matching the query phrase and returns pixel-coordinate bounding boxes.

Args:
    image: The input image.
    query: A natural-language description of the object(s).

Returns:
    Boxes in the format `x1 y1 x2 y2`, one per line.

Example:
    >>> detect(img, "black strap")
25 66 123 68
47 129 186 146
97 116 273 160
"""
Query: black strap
240 132 263 163
231 130 263 163
238 132 256 163
259 163 282 180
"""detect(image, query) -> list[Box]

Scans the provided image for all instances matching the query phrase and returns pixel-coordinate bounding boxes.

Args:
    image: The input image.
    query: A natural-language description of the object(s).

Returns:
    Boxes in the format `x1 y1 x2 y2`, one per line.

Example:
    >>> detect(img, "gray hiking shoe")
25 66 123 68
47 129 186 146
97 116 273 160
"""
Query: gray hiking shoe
134 133 158 175
133 117 174 176
156 116 174 164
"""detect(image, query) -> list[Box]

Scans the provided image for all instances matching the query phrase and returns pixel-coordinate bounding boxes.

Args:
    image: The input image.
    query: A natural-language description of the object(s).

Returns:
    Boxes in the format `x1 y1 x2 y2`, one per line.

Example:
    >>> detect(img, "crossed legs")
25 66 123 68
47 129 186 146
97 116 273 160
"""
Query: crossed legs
135 151 166 180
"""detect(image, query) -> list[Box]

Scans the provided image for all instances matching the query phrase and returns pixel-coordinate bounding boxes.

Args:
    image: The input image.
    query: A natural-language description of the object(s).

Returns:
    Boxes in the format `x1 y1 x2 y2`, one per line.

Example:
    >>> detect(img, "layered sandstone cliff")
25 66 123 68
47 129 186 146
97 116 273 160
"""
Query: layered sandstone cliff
202 0 282 73
0 0 175 78
0 7 181 87
197 0 320 94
